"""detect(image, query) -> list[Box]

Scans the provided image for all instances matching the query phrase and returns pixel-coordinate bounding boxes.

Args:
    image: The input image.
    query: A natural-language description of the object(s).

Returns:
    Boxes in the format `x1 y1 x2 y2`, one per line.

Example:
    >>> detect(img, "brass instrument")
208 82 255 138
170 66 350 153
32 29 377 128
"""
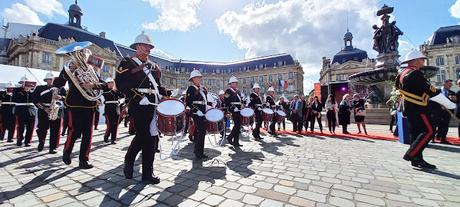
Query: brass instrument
56 41 103 102
48 87 63 120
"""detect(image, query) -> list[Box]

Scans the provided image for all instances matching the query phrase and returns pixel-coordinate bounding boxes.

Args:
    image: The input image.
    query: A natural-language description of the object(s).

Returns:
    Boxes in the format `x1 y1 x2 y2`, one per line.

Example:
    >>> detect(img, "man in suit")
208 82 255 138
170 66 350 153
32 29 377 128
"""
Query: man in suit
290 95 303 134
433 79 455 143
309 96 323 133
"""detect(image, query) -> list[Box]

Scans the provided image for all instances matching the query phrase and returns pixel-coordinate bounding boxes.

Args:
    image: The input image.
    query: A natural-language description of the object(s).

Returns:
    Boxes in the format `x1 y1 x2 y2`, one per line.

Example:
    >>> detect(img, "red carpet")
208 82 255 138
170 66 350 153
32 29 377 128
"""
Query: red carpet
264 129 460 146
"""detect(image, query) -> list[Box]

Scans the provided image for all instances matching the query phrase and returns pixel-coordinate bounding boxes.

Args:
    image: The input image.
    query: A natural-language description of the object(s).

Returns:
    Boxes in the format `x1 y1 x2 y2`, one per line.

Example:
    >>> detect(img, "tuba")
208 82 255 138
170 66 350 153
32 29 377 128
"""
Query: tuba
55 41 103 102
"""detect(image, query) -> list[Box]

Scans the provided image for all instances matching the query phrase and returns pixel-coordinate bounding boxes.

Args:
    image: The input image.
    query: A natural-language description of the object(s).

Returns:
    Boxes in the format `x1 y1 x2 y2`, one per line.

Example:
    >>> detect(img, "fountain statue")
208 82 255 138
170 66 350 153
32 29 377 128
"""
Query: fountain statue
349 5 438 105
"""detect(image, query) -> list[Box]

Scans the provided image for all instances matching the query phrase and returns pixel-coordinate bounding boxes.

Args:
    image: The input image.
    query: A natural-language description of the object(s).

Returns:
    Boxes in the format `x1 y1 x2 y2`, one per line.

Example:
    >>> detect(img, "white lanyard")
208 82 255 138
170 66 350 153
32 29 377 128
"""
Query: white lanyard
132 57 159 103
193 85 207 103
230 88 241 101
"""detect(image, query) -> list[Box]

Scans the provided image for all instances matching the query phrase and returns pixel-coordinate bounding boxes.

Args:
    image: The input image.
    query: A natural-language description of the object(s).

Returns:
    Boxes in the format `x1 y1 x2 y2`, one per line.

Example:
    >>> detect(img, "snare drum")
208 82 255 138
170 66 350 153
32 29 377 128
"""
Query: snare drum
262 108 274 122
240 108 254 126
156 99 185 136
275 110 286 123
205 108 224 134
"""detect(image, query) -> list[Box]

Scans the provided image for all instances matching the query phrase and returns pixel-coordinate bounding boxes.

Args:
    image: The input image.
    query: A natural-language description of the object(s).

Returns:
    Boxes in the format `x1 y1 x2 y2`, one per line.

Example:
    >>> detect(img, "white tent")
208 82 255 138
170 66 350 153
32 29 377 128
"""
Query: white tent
0 64 60 88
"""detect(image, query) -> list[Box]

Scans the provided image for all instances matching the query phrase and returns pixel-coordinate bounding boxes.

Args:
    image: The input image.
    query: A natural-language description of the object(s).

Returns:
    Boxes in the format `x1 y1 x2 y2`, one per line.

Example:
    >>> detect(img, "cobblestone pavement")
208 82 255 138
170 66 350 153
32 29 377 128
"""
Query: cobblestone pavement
0 124 460 207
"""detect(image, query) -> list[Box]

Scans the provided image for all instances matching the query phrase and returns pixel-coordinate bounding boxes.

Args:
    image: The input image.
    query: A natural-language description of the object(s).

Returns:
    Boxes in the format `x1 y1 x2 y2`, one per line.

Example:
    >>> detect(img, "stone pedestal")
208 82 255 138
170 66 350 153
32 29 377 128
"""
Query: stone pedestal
375 51 400 70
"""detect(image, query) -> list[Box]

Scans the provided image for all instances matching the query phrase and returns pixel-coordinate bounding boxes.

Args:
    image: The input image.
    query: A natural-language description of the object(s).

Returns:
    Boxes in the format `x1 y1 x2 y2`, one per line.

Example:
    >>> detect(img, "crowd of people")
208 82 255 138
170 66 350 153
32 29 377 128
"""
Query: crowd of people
1 32 459 188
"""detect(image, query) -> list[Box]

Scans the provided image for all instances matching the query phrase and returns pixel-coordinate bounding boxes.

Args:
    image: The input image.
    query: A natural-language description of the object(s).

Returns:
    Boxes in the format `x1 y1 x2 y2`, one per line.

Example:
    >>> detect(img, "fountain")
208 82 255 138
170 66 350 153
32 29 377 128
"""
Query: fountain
349 5 438 105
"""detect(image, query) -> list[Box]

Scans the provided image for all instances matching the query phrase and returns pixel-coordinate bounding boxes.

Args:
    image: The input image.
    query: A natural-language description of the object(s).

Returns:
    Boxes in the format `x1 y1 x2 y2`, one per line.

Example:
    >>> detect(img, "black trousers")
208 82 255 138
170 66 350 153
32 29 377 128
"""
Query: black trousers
36 109 62 150
277 120 285 130
61 108 69 135
16 113 35 145
269 116 276 134
63 108 94 162
404 112 434 161
253 111 262 138
94 110 100 129
326 110 336 133
192 114 205 156
1 109 15 140
309 115 323 132
104 112 120 142
124 104 156 179
434 110 450 141
228 112 241 145
389 114 396 131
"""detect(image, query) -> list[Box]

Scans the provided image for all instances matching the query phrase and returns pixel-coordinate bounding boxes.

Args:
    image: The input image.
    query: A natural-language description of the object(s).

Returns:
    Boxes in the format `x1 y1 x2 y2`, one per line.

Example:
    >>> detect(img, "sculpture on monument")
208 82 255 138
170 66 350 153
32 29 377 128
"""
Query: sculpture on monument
372 5 403 54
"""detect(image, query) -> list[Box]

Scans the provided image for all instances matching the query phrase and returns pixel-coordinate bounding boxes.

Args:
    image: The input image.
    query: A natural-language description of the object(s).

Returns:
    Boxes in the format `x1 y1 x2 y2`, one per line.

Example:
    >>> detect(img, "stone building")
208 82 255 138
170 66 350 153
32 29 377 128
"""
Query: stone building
0 1 304 98
319 30 375 102
421 25 460 91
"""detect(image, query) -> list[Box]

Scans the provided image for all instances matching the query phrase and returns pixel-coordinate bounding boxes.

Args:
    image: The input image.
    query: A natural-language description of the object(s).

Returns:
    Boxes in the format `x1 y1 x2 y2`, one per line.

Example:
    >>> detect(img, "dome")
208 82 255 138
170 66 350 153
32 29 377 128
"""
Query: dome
344 31 353 41
429 25 460 45
332 48 368 64
69 4 82 14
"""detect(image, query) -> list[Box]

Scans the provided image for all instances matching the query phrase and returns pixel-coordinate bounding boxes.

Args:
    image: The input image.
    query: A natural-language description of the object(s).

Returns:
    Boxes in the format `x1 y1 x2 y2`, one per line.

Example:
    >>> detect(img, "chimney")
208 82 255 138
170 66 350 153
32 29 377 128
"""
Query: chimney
99 32 106 38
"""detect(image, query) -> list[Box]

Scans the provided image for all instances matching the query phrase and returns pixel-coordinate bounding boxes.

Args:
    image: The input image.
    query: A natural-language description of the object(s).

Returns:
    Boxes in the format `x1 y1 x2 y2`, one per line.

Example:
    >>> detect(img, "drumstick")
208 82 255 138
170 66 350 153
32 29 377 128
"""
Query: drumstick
441 106 460 123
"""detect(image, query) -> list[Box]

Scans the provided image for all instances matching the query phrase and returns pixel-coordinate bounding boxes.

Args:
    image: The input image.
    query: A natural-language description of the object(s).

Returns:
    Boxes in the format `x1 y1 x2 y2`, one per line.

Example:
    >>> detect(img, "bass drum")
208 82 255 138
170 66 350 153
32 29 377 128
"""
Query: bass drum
240 107 254 126
205 108 224 134
262 108 274 122
156 99 185 136
275 110 286 123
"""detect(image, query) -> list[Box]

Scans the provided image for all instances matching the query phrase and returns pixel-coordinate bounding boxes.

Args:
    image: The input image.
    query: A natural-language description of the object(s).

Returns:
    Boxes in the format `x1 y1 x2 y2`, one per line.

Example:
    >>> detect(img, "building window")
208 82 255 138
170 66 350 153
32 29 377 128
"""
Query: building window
181 79 185 86
457 68 460 79
42 52 51 64
243 78 246 84
269 75 273 82
436 56 445 66
436 69 446 83
251 77 255 83
259 76 264 82
278 74 283 80
455 55 460 65
102 65 109 73
288 72 293 80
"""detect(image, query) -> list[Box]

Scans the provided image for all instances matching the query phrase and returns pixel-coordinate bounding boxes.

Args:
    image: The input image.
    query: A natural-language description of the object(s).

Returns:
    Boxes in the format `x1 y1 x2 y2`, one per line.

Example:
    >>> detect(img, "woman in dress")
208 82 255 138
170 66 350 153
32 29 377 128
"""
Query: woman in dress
338 94 351 134
352 94 367 135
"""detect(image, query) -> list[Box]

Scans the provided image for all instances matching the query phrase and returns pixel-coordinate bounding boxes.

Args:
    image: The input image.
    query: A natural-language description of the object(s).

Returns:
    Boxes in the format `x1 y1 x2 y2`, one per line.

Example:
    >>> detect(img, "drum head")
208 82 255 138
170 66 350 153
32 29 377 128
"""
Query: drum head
205 109 224 122
240 108 254 117
262 108 274 114
276 111 286 116
157 99 185 116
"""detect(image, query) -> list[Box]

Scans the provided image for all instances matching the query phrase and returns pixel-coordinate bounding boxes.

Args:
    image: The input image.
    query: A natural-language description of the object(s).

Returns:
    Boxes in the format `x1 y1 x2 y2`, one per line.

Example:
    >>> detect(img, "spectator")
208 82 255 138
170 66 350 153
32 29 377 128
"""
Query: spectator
352 94 367 135
325 94 337 134
456 79 460 137
309 96 323 133
338 94 351 134
290 95 303 133
434 79 454 143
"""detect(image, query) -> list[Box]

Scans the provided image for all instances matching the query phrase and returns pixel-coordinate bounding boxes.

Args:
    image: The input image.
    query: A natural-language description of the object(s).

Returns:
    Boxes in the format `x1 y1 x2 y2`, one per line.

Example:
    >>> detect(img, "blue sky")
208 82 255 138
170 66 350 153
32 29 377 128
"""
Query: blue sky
1 0 459 92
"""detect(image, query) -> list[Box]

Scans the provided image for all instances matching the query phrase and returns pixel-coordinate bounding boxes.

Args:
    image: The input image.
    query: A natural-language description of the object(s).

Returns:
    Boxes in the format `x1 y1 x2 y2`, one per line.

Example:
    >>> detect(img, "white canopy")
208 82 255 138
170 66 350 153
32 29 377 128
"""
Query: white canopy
0 64 61 88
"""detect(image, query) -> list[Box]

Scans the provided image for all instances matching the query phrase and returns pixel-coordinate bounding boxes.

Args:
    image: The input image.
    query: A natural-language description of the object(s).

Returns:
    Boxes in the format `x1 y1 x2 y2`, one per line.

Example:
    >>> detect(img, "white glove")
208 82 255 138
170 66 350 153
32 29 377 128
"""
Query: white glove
139 97 151 106
234 108 240 112
206 105 212 111
118 98 126 105
196 110 205 117
257 107 262 111
430 94 456 110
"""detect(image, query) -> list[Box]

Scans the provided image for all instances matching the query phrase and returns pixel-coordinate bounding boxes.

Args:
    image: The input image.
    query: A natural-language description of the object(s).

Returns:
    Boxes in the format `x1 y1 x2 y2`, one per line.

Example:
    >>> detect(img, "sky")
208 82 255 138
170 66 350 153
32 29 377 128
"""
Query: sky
1 0 460 93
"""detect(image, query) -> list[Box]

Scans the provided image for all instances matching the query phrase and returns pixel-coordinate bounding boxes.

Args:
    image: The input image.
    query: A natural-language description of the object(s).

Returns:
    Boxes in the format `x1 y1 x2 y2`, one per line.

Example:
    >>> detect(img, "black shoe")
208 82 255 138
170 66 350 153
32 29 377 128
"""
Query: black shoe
234 143 243 147
16 140 22 146
403 154 411 161
440 140 449 144
24 143 31 147
104 137 109 143
7 139 13 143
420 160 437 169
94 128 98 130
155 149 160 153
63 155 71 165
111 141 116 145
142 175 160 184
49 149 57 154
79 162 93 169
37 142 44 152
124 163 133 179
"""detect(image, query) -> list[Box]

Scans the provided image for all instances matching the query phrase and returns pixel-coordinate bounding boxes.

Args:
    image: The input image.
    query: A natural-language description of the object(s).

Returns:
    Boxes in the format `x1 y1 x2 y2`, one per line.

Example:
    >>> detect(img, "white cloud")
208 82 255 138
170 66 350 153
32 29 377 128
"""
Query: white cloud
216 0 380 93
142 0 202 32
25 0 67 17
398 40 415 61
2 3 44 25
450 0 460 19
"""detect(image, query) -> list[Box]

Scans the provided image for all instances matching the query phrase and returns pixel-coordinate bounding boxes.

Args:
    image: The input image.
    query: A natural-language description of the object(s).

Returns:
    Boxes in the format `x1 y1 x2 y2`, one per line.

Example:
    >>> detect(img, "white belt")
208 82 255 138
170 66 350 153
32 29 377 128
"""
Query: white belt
193 101 206 105
137 88 157 94
255 104 263 107
0 102 15 105
40 88 52 96
42 103 51 106
231 102 241 105
15 103 35 106
105 101 119 104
